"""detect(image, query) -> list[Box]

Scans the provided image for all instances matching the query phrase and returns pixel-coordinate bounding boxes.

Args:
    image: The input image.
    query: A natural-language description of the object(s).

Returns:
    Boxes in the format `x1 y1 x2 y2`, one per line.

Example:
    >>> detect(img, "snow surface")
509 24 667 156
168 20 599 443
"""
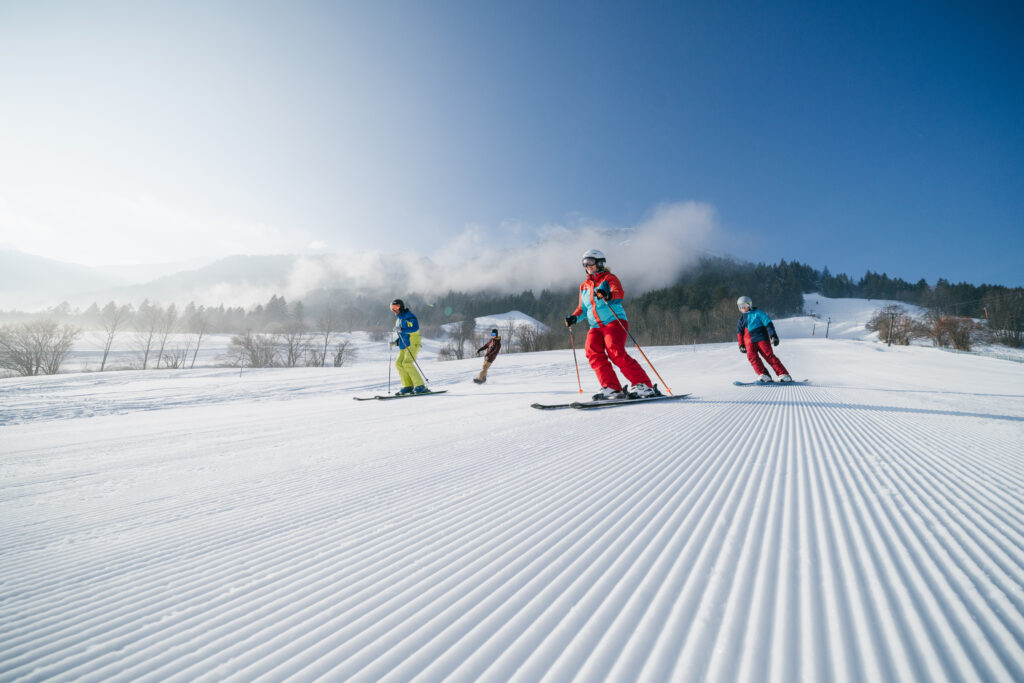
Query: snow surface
3 296 1024 681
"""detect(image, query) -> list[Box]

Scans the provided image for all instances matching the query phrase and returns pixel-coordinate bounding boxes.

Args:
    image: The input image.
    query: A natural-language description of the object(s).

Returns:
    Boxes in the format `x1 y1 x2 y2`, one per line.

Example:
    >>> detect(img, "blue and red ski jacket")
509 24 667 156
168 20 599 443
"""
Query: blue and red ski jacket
737 307 778 345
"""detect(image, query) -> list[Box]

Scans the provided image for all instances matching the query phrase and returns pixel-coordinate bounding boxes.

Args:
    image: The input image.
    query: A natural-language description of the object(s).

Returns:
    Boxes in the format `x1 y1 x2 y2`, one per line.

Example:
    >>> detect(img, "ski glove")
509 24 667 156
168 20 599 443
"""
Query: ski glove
594 282 612 300
771 335 780 346
739 345 746 353
565 314 577 326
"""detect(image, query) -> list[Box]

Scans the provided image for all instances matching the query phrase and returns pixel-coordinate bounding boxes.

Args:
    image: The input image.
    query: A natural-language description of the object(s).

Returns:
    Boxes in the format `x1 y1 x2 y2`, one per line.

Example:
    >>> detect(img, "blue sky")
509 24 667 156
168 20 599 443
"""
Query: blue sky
1 0 1021 287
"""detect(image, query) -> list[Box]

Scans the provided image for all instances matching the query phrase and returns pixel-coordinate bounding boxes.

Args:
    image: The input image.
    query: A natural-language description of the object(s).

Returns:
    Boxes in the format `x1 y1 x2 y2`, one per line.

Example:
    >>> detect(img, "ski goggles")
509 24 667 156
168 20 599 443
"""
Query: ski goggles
390 304 401 311
582 258 598 267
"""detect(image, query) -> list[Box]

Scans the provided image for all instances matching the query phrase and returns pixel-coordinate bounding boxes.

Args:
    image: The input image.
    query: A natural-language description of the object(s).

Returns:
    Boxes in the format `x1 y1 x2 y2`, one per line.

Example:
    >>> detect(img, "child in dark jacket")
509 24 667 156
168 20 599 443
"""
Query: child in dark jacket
736 296 793 383
473 329 501 384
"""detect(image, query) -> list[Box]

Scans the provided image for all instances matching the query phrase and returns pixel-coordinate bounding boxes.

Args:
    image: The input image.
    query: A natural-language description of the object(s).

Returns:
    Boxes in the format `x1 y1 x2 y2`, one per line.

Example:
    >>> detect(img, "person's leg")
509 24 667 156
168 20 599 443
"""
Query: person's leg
746 344 768 375
585 327 622 390
477 359 492 381
756 340 789 376
396 345 423 387
602 321 652 386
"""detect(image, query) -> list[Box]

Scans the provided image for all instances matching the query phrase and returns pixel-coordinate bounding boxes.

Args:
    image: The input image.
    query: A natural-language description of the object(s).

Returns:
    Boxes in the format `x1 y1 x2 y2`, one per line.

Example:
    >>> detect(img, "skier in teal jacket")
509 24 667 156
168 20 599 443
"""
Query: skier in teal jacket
736 295 792 383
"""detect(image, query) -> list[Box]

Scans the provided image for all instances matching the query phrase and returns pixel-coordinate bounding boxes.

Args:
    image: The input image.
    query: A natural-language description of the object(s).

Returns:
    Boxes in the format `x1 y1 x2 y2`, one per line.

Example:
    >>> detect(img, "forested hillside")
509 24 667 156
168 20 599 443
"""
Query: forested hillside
5 257 1023 350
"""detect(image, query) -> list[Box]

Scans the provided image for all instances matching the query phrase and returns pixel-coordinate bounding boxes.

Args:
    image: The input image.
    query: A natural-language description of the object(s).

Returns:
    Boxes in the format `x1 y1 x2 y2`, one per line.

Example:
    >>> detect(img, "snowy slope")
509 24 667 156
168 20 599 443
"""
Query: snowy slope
2 302 1024 681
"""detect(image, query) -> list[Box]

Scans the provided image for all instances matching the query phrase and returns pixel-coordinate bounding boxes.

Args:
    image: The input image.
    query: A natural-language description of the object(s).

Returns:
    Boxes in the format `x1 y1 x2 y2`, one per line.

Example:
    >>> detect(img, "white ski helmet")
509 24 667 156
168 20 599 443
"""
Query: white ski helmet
581 249 606 269
737 295 752 310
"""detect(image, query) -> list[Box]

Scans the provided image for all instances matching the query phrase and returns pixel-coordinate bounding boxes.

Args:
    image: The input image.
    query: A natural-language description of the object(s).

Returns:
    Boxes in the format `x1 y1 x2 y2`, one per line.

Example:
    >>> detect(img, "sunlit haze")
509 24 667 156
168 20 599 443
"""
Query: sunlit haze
1 1 1021 288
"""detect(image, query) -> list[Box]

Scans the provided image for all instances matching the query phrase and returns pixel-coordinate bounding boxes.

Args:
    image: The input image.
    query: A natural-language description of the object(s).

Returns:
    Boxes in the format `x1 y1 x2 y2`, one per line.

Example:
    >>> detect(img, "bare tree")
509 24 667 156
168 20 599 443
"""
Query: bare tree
517 324 542 353
271 305 312 368
0 320 82 376
928 315 978 351
333 339 357 367
188 308 210 369
155 304 179 369
278 322 311 367
867 305 921 346
160 343 193 369
98 301 133 371
134 301 162 369
315 305 342 367
439 319 476 361
227 331 280 368
502 319 518 352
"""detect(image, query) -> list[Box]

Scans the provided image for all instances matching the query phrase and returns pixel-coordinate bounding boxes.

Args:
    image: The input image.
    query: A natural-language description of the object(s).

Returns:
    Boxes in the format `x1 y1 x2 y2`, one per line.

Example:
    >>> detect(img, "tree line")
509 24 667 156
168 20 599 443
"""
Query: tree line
3 256 1022 375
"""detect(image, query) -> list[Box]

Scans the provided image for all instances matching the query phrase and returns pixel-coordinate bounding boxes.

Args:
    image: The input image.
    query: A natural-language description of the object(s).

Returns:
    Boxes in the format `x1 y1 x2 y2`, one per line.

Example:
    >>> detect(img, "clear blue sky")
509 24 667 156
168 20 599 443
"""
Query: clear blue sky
1 0 1021 287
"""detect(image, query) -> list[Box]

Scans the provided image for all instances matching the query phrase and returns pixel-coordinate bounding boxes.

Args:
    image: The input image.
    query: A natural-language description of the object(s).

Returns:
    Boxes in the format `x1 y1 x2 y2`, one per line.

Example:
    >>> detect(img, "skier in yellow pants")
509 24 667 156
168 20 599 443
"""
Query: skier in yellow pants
390 298 426 395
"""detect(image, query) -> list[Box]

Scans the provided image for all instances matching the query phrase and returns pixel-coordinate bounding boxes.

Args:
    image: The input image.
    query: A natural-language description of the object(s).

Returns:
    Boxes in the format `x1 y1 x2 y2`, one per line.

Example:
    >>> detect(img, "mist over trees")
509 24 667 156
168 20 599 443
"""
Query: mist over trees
3 256 1022 376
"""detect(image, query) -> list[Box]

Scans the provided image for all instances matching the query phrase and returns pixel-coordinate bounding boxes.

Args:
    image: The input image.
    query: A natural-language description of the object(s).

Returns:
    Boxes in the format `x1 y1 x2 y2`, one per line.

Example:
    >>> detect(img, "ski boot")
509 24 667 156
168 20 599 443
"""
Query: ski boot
592 387 628 401
629 383 659 398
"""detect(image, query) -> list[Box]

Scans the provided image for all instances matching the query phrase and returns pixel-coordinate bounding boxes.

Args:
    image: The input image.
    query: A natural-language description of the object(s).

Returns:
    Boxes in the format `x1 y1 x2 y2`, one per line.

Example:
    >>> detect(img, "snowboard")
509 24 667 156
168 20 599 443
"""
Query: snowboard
532 393 691 410
354 390 448 401
732 379 808 387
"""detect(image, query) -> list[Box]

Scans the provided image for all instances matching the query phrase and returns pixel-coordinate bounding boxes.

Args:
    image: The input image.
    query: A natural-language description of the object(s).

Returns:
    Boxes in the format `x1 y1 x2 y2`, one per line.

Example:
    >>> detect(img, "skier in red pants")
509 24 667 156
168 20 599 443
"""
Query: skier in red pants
565 249 657 400
736 295 793 383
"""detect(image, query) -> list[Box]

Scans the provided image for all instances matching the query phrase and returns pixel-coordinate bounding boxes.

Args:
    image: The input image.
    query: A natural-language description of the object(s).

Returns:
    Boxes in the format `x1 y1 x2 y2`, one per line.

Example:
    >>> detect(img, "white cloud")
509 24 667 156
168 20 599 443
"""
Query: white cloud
269 201 718 301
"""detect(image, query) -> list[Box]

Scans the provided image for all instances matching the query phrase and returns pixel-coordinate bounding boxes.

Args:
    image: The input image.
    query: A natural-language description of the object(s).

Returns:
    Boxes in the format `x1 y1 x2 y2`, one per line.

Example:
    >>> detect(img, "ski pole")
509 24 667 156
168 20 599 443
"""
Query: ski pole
412 351 430 384
387 341 393 394
569 327 583 393
605 305 673 395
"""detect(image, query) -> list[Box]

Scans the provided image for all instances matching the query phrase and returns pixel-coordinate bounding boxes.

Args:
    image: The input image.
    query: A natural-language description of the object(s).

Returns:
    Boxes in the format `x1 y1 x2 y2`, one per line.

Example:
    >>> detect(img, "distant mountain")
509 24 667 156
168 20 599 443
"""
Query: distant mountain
0 249 124 311
0 251 426 312
94 258 212 284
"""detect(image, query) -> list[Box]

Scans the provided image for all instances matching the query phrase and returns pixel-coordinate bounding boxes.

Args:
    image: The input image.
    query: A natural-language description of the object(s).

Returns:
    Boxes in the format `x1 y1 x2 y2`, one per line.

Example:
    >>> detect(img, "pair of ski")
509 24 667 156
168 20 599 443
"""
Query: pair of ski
353 390 448 401
531 392 691 411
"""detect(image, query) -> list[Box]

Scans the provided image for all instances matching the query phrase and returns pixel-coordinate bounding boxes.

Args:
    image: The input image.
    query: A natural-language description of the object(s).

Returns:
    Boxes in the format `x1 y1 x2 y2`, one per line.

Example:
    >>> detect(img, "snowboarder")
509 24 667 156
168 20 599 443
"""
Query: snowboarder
473 328 501 384
564 249 658 400
736 295 793 383
390 299 427 395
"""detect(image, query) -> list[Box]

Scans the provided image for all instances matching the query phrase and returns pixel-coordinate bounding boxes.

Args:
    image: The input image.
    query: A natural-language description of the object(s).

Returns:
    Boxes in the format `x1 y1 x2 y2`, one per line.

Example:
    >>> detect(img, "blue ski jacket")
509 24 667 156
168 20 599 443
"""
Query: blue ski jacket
394 310 420 349
737 307 778 344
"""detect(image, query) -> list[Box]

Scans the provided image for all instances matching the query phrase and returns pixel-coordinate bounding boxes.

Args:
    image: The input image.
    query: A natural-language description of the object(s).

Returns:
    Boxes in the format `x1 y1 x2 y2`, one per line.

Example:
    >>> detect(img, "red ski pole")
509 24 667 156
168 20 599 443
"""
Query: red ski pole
605 306 673 395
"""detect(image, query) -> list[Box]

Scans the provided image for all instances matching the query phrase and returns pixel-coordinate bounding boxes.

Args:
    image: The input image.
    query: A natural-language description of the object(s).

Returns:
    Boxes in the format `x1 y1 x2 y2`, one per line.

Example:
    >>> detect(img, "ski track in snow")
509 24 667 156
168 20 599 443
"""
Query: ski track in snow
2 338 1024 682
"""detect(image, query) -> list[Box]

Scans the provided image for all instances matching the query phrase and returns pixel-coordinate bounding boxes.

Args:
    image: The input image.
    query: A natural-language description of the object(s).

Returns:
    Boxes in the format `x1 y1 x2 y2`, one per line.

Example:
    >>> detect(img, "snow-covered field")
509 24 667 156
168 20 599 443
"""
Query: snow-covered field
3 297 1024 681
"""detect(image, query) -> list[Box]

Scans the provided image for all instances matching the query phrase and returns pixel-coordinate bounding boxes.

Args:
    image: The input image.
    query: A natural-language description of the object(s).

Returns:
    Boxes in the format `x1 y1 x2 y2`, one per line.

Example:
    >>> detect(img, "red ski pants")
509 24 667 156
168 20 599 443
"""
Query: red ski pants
746 339 789 377
585 321 652 390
